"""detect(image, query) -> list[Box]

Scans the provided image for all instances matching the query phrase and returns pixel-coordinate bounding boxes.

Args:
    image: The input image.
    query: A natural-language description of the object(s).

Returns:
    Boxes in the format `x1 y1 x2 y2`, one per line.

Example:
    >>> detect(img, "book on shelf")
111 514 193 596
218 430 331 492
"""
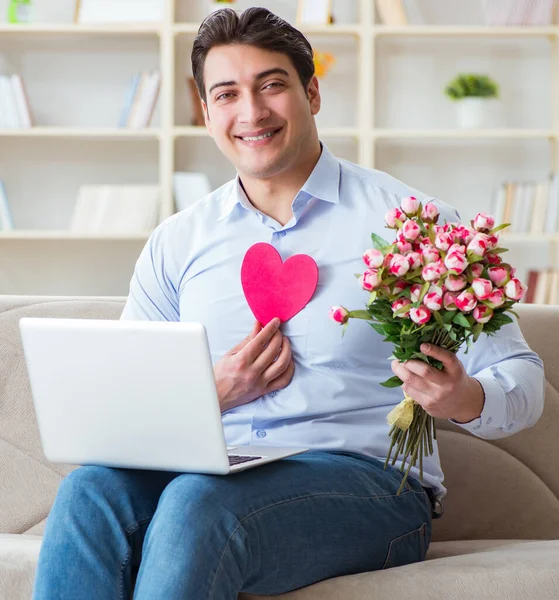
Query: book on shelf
525 269 559 305
0 180 15 231
118 70 161 129
0 74 33 129
76 0 164 24
375 0 409 26
69 184 160 234
491 175 559 236
481 0 554 26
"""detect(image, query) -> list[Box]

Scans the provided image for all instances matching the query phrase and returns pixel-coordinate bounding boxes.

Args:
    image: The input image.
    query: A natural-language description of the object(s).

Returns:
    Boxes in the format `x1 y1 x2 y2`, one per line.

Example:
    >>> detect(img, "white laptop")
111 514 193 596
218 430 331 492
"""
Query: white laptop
19 317 307 474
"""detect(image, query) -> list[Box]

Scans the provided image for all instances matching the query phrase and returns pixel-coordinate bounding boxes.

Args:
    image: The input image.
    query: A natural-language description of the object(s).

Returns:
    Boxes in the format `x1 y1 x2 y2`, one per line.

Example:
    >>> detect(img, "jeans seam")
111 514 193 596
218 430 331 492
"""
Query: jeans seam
207 489 423 599
120 516 153 599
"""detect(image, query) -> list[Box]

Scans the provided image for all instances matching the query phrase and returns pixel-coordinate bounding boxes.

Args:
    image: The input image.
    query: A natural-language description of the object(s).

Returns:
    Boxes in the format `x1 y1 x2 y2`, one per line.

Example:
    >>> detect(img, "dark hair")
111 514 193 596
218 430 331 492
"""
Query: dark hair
191 7 315 103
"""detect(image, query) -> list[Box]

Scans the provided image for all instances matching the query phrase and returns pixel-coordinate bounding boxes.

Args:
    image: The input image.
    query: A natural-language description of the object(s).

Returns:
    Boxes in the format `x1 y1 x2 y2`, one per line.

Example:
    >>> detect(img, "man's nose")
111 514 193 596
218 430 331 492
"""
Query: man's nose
237 93 271 125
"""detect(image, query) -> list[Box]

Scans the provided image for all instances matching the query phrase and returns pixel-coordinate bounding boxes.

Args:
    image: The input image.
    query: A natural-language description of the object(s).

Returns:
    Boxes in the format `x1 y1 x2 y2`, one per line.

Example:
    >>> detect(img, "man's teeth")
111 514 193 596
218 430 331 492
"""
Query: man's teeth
241 130 276 141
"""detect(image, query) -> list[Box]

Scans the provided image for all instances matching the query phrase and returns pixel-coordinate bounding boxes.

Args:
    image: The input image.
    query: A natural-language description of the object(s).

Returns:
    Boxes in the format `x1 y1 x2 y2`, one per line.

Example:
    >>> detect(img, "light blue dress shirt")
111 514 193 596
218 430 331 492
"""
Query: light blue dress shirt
121 143 545 498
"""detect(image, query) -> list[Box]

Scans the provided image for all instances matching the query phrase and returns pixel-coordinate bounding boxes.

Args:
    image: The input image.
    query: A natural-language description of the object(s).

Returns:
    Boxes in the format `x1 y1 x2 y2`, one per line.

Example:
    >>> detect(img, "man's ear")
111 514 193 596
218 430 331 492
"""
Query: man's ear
307 76 321 116
202 100 213 136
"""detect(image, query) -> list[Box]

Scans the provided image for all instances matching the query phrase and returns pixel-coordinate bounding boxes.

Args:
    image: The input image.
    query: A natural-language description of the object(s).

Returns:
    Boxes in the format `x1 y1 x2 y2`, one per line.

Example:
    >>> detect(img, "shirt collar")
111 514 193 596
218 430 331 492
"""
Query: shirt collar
216 142 340 222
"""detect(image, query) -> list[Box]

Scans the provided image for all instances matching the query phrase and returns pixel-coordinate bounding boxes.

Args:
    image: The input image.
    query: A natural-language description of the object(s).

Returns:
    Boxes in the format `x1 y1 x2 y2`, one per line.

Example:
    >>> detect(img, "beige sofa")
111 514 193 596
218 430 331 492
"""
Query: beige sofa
1 295 559 600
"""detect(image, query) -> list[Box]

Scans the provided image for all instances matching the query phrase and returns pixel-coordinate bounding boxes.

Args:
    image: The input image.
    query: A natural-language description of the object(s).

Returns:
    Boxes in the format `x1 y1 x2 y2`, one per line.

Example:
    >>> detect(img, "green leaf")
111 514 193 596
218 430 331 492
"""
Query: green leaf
490 223 510 234
466 252 485 263
380 375 404 388
452 312 472 329
371 232 391 251
473 322 483 342
369 322 386 335
433 311 445 326
419 281 431 302
443 310 455 323
349 310 371 320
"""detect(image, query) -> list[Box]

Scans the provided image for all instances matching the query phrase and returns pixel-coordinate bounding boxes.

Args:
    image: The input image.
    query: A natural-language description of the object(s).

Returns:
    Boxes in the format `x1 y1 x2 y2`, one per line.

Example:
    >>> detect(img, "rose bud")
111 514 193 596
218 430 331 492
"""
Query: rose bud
455 290 477 313
443 291 459 311
385 207 406 228
397 239 413 253
473 305 494 324
392 279 408 295
424 286 443 311
329 306 350 325
486 253 501 265
435 233 454 252
410 306 432 325
407 251 423 270
383 252 394 268
361 269 381 291
504 278 526 301
444 249 468 274
446 274 468 292
389 254 410 277
421 245 440 264
469 263 484 278
402 219 421 241
487 266 510 288
433 225 445 236
486 234 499 248
401 196 420 216
473 212 495 233
363 248 384 269
410 283 423 303
416 236 432 251
392 298 412 318
421 202 439 223
510 267 517 277
422 262 442 282
487 288 506 308
467 233 489 257
471 277 493 300
447 243 466 255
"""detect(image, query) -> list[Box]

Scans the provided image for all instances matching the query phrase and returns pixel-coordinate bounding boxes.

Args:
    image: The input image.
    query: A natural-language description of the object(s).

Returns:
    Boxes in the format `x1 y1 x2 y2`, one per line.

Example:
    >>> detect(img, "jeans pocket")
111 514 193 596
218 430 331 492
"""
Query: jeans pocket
381 522 428 570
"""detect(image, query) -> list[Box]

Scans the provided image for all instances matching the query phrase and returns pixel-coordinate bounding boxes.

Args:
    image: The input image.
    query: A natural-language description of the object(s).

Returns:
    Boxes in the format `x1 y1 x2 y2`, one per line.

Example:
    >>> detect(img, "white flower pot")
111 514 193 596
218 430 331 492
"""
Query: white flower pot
455 97 491 129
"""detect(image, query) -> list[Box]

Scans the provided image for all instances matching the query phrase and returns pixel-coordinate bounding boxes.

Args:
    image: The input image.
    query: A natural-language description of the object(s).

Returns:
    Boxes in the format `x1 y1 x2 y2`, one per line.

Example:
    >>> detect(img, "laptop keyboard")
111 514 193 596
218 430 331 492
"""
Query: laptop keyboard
229 454 262 466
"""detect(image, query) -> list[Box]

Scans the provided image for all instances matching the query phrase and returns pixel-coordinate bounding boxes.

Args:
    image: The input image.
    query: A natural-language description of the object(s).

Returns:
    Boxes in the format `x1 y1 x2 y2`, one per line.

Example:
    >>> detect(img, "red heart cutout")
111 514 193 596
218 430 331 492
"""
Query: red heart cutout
241 242 318 326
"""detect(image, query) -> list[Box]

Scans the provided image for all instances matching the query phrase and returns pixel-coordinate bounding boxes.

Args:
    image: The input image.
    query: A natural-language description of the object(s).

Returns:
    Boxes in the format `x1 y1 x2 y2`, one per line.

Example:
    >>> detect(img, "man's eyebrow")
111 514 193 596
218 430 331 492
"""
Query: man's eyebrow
208 68 290 96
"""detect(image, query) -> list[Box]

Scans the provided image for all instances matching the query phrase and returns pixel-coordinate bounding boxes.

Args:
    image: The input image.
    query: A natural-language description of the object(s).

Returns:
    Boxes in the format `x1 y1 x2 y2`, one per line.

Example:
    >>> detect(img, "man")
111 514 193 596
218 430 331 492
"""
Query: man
33 7 544 600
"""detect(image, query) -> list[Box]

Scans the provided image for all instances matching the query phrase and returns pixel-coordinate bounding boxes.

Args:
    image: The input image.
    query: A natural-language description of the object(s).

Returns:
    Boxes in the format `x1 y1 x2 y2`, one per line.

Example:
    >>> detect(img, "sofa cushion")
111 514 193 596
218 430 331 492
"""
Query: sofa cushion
2 535 558 600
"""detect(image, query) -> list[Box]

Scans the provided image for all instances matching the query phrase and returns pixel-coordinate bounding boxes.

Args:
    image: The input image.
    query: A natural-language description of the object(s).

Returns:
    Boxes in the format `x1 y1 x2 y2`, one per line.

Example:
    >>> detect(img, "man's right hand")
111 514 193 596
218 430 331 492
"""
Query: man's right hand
214 318 295 413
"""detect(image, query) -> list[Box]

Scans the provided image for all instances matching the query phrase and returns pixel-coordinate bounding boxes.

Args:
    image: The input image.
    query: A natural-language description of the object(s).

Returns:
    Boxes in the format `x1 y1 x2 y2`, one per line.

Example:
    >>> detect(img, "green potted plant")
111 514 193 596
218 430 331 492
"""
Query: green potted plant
444 73 499 128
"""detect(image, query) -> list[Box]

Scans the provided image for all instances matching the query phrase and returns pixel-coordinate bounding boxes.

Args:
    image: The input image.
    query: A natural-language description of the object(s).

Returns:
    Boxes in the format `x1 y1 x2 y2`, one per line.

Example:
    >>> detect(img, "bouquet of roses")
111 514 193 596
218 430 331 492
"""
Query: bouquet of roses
329 196 526 495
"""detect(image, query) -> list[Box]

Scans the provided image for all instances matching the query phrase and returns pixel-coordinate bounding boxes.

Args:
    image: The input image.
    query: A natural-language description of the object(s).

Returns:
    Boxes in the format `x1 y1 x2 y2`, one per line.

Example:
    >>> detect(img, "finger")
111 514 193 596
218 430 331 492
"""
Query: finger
397 357 446 386
420 343 458 372
266 356 295 392
262 336 292 383
230 321 262 354
402 384 436 415
391 361 433 394
253 329 284 372
243 318 281 363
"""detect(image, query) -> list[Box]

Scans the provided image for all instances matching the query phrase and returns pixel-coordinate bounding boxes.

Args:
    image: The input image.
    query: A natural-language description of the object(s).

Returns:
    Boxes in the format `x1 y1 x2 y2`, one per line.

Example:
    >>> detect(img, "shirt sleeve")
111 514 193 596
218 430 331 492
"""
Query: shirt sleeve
120 223 180 322
450 316 545 440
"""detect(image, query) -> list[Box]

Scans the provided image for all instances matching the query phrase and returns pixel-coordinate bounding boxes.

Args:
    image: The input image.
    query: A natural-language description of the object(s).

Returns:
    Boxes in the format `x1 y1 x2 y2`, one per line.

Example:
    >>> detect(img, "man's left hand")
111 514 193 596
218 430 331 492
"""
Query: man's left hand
391 343 485 424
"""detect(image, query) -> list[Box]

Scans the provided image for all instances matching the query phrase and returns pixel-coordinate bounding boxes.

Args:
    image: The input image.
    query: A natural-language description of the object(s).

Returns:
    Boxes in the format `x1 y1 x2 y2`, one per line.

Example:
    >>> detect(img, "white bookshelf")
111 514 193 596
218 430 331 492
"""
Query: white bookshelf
0 0 558 295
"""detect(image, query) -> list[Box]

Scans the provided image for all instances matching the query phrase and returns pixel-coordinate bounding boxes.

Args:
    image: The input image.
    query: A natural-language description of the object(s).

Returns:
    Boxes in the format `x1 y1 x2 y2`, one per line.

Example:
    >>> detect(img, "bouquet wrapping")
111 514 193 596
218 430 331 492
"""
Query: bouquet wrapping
330 197 525 494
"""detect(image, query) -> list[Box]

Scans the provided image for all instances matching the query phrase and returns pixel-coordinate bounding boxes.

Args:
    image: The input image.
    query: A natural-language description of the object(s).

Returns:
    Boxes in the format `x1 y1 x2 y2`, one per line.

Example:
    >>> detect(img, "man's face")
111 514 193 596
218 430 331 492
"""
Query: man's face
202 44 321 181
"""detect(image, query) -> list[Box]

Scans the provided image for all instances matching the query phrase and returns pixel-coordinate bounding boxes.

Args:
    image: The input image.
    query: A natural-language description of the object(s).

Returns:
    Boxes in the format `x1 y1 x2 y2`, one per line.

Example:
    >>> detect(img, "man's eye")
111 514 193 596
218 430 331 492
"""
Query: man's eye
216 92 234 101
264 82 284 90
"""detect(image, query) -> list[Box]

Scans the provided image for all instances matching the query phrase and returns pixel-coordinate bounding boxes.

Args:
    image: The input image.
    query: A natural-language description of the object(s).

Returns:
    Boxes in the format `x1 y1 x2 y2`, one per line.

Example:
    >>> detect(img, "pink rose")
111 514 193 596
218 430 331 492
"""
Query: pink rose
422 262 442 282
402 219 421 241
473 305 494 324
410 306 432 325
471 277 493 300
416 236 432 251
392 279 408 295
421 202 439 223
397 239 413 254
389 255 410 277
455 290 477 313
445 274 468 292
401 196 420 216
467 233 489 257
410 283 423 303
435 233 454 252
486 288 505 308
504 278 525 301
444 250 468 274
392 298 412 318
407 251 423 270
424 285 443 311
447 243 466 255
385 207 406 228
469 263 484 278
362 248 384 269
473 212 495 233
487 266 509 288
361 269 381 291
443 291 459 311
486 234 499 249
486 253 501 265
421 245 440 264
383 252 394 268
329 306 349 324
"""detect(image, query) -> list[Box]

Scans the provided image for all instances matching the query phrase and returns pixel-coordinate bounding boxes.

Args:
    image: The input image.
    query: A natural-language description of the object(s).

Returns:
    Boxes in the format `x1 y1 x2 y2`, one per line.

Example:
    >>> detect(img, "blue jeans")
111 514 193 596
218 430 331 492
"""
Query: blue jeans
33 451 433 600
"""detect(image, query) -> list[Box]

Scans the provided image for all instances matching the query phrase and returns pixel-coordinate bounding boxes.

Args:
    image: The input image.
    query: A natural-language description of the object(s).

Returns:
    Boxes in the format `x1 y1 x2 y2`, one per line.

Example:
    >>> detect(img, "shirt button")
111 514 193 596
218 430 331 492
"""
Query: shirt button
277 230 286 237
256 430 267 438
269 390 278 398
